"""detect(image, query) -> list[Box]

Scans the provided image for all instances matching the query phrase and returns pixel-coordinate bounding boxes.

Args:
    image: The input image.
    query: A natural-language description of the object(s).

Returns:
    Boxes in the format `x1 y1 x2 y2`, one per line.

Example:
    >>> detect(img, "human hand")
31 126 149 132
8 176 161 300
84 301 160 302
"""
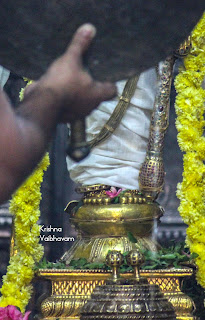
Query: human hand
35 23 117 122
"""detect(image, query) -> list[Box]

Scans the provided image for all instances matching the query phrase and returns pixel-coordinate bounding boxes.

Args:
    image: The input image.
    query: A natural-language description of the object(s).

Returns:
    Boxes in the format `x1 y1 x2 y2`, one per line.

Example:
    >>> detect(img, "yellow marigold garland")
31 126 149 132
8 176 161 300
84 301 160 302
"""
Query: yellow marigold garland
0 81 50 311
175 13 205 287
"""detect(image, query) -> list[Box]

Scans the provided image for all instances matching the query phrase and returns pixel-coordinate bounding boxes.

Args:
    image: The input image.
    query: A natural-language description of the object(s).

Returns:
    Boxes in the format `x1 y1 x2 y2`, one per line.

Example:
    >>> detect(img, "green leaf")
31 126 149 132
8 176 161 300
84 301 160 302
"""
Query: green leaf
119 189 129 196
190 252 199 259
120 266 132 273
179 255 189 262
113 196 120 203
127 232 138 243
160 253 177 260
144 252 159 261
173 261 182 269
123 251 129 256
84 263 103 269
143 264 158 270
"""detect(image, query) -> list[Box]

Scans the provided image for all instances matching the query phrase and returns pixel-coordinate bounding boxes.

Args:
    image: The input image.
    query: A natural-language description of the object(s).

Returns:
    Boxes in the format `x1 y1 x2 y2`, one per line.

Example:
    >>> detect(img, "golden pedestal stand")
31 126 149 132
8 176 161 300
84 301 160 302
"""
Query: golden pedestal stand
38 191 197 320
38 48 197 320
38 268 196 320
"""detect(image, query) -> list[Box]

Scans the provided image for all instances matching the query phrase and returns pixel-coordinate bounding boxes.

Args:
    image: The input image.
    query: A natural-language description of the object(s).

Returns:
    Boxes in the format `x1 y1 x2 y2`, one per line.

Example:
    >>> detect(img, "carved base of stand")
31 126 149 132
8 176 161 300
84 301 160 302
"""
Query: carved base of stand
37 269 197 320
61 236 159 264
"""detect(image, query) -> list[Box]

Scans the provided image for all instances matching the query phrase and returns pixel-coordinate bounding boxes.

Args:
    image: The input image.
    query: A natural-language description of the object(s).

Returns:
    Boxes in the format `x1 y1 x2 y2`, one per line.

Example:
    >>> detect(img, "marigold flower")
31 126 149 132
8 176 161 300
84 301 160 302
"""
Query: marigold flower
175 12 205 288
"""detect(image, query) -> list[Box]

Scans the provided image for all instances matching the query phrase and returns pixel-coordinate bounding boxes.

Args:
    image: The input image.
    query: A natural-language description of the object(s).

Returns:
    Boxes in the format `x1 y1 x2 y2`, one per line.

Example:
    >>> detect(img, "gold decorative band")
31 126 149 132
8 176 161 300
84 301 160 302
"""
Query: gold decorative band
75 184 110 194
104 124 115 133
119 96 130 103
88 75 139 149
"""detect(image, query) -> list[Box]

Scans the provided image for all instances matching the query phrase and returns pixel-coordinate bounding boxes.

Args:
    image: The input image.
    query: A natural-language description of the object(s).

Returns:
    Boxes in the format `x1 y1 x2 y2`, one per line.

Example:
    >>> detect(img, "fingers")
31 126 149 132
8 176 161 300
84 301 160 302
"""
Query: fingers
91 81 117 103
65 24 96 62
23 81 37 97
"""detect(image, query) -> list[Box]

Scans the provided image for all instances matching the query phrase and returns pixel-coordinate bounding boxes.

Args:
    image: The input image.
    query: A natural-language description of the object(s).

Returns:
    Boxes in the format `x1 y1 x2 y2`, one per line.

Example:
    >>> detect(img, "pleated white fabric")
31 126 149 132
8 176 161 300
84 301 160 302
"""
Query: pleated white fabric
66 66 158 189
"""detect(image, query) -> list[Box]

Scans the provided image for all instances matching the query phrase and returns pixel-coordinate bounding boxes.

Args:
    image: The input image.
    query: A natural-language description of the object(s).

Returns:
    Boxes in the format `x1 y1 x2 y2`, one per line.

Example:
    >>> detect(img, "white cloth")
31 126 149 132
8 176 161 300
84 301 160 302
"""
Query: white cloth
66 67 158 189
0 66 10 88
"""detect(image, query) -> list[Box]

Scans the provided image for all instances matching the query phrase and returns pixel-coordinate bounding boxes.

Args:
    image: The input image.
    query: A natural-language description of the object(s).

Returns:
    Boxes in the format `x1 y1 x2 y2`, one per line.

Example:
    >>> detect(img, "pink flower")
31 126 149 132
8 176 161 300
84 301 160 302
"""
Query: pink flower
0 306 30 320
105 187 122 198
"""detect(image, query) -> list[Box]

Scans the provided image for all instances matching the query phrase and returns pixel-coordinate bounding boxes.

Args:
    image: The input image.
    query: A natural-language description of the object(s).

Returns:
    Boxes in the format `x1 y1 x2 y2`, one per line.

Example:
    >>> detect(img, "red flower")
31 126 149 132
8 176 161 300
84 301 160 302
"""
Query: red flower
0 306 30 320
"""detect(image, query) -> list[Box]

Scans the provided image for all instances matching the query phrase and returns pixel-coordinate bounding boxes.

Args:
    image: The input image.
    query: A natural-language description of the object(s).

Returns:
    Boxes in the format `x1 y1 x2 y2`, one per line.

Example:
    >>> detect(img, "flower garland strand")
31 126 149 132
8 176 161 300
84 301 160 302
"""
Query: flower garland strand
0 81 50 311
175 13 205 287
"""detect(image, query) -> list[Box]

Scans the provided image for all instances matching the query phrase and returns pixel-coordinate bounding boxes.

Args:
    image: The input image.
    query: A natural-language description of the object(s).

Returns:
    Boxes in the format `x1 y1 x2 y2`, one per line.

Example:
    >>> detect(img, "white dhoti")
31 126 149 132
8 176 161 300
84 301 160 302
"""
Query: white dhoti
66 67 158 190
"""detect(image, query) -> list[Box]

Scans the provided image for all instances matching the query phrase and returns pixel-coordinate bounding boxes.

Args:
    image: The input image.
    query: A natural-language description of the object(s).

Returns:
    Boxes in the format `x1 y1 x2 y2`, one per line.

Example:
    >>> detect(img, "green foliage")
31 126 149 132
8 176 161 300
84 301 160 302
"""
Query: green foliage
36 241 198 271
67 252 133 272
127 231 138 243
140 241 198 270
68 258 109 271
35 257 67 270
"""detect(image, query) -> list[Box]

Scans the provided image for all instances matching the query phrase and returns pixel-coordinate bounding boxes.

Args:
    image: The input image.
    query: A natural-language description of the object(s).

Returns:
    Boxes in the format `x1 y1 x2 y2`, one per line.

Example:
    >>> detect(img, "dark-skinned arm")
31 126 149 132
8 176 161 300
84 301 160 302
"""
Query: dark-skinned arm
0 24 116 203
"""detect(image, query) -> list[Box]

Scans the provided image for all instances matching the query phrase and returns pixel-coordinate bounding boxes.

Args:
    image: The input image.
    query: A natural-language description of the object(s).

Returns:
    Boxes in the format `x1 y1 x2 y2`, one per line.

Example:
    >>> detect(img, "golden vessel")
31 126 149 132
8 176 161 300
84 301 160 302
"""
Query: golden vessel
62 190 163 264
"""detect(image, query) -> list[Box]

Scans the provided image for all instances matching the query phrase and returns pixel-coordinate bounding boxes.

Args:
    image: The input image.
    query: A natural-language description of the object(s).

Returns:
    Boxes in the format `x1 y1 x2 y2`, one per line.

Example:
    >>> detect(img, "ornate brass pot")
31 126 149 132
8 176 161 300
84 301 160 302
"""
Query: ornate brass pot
70 203 163 238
